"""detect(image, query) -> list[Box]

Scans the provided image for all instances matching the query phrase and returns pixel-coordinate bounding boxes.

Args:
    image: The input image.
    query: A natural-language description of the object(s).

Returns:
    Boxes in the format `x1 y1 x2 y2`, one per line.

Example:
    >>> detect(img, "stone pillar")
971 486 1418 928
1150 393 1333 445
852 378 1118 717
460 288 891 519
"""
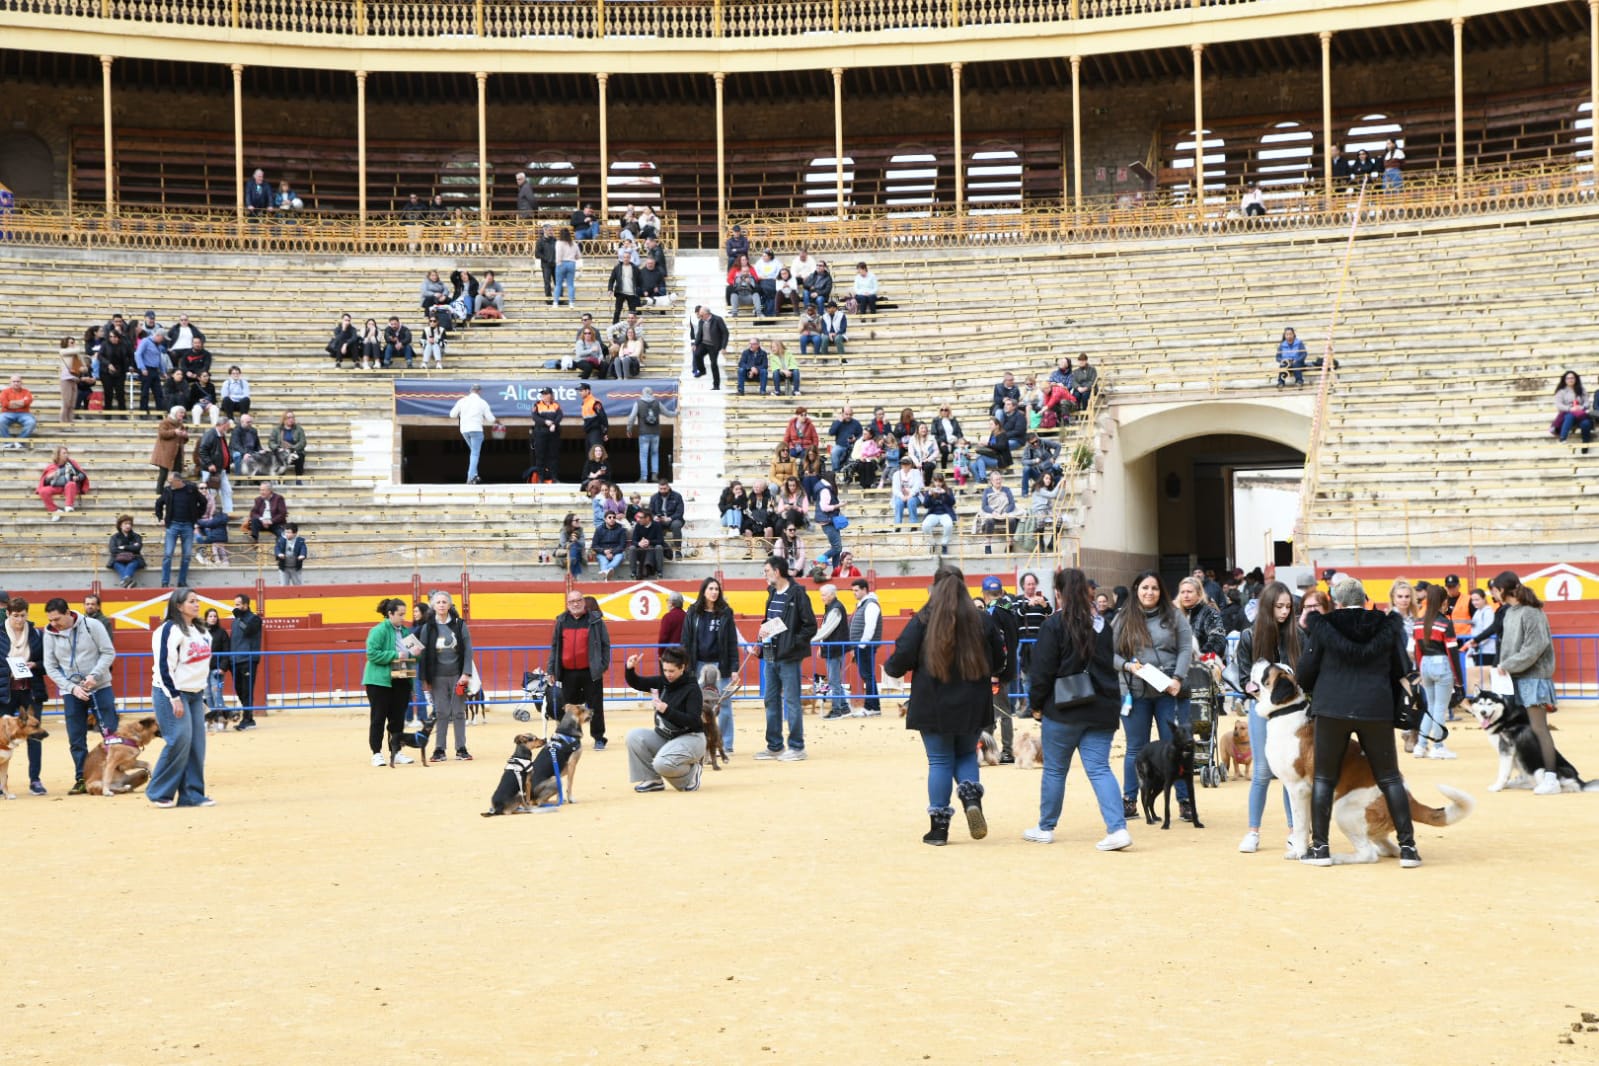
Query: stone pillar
1191 44 1205 211
1320 31 1334 207
476 72 490 228
951 61 964 215
715 72 727 237
597 72 610 221
356 70 368 225
101 55 114 215
1070 54 1083 217
1453 16 1466 195
232 64 245 221
832 67 845 219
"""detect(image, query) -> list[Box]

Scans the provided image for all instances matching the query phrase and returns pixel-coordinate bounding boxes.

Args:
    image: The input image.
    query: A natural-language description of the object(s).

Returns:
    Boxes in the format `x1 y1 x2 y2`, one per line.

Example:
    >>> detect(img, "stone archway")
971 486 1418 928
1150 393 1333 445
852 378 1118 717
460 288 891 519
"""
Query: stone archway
0 132 54 200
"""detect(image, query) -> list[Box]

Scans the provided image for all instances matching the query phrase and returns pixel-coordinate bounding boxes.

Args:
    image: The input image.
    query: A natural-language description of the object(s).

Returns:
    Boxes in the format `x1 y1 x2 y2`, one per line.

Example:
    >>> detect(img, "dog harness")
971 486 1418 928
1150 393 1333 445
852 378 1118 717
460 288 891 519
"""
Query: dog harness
503 753 534 781
545 731 581 769
102 733 141 750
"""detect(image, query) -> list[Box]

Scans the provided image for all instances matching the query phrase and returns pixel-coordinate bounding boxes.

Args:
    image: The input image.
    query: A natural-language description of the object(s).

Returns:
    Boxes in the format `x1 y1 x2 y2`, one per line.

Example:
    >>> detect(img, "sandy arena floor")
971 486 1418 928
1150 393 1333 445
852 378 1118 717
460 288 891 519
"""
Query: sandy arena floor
11 700 1599 1065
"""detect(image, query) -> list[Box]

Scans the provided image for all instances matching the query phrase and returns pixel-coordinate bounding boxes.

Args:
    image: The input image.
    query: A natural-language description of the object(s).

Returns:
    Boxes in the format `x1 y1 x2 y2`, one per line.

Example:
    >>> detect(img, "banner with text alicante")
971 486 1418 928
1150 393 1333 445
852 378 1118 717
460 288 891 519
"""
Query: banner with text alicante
394 378 679 422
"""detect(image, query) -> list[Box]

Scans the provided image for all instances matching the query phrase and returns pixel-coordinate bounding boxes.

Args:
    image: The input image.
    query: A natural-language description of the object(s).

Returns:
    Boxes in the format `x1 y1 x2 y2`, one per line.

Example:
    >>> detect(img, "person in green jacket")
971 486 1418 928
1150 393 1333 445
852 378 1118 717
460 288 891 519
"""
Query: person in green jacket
364 597 415 767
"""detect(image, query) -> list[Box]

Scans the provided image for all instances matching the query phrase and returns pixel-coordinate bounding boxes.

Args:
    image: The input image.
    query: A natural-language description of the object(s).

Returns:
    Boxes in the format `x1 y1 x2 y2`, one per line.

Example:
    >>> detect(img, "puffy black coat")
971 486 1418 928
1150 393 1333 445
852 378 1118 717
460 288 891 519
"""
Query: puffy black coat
681 601 739 678
1296 609 1408 722
1026 612 1120 730
1184 601 1227 658
885 609 1004 736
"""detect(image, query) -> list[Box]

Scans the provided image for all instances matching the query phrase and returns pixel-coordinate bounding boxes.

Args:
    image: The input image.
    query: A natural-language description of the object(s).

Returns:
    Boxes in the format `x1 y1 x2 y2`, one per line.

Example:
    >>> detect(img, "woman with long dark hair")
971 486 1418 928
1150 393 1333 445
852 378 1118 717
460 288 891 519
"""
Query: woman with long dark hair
682 575 740 756
1551 370 1593 444
363 597 415 767
1112 570 1194 820
1024 568 1131 850
1492 570 1560 791
147 587 215 807
1412 584 1459 760
201 606 231 731
885 566 1004 846
1231 580 1298 853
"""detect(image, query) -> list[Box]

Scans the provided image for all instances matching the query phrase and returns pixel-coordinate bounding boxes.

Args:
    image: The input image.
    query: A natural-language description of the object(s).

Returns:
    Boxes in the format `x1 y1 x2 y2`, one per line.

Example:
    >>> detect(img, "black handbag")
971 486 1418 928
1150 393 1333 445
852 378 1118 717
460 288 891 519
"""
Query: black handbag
1053 671 1096 708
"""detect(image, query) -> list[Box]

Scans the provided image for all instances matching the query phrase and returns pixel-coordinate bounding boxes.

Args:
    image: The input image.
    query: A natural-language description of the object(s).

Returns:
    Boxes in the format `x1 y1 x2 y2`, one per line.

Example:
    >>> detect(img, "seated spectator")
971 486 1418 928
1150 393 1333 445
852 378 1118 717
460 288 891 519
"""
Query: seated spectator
771 343 801 397
830 551 863 580
575 326 606 379
1242 183 1266 217
949 437 974 487
629 509 665 579
1069 353 1098 409
849 432 885 489
798 307 825 355
718 480 747 537
743 479 778 555
195 486 231 566
572 204 600 241
419 269 449 311
769 442 797 486
327 313 359 368
38 446 88 521
791 248 817 285
400 193 427 220
1019 431 1061 496
828 405 862 471
1276 327 1307 388
918 474 957 557
977 471 1019 554
800 445 827 501
778 476 810 529
1 374 37 449
230 413 265 474
890 457 924 528
819 301 848 355
851 261 880 314
754 250 781 316
775 268 801 314
639 256 668 302
272 179 300 214
436 270 477 333
610 327 646 379
580 444 611 493
606 312 645 351
358 318 383 370
383 317 414 369
929 404 963 467
727 256 759 317
1030 469 1061 551
1019 374 1045 424
783 405 819 457
107 513 145 587
990 371 1020 419
275 523 308 586
592 511 628 579
165 313 205 356
244 481 288 544
270 411 308 480
421 311 446 370
804 261 834 312
1552 370 1594 444
219 366 251 420
893 407 919 450
776 521 805 573
905 423 939 484
970 417 1013 482
187 370 220 425
637 206 660 240
737 338 769 396
998 397 1027 453
649 480 687 561
476 270 505 314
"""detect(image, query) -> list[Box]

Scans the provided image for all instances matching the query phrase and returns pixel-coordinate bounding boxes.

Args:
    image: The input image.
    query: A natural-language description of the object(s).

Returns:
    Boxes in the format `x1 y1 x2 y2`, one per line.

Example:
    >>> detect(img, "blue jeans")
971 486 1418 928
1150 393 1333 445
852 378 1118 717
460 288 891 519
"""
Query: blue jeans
149 688 208 805
161 521 195 586
1383 166 1402 191
737 367 768 395
762 655 803 752
969 456 990 482
207 669 227 710
554 261 577 304
62 686 120 779
818 516 842 566
0 411 36 439
1037 717 1125 833
1246 703 1292 831
1417 655 1453 746
112 557 146 582
566 541 584 576
721 507 742 531
824 654 848 715
892 495 920 525
774 368 800 395
920 731 980 814
856 645 879 713
463 430 484 481
574 222 599 240
1121 692 1192 802
800 334 821 355
1279 355 1306 386
829 444 848 470
1556 411 1595 443
638 434 660 481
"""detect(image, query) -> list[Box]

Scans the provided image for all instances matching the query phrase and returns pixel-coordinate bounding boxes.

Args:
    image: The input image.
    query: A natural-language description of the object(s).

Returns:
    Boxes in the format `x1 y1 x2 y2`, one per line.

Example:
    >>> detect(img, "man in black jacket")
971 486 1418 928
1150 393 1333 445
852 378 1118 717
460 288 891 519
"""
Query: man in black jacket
196 416 235 515
534 224 557 302
607 254 644 324
628 510 665 580
383 317 414 369
1296 577 1419 867
827 406 862 471
623 648 706 793
757 556 817 761
690 305 728 390
547 589 611 748
230 593 263 730
982 576 1022 763
155 473 205 587
649 479 685 561
530 387 563 484
244 169 272 216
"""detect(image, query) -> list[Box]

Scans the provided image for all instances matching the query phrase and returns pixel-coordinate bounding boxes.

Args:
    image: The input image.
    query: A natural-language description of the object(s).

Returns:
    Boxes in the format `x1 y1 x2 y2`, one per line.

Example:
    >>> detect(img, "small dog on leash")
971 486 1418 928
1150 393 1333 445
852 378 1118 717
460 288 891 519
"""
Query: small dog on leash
977 731 1001 767
391 717 436 767
524 704 590 805
482 733 539 816
1014 730 1043 770
1136 734 1204 830
696 665 729 770
1218 718 1251 779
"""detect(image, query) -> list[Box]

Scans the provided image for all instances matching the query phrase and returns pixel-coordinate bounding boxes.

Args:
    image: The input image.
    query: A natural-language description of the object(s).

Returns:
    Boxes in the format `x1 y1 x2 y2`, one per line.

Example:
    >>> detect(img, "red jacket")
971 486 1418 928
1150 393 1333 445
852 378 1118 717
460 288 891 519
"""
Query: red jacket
38 462 90 495
248 492 288 528
657 606 686 649
783 417 819 453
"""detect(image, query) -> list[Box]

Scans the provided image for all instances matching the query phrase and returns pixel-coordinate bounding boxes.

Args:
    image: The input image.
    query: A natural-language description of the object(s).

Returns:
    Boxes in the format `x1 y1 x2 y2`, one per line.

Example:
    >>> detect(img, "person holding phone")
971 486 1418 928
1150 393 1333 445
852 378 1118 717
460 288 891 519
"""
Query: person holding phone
623 648 706 793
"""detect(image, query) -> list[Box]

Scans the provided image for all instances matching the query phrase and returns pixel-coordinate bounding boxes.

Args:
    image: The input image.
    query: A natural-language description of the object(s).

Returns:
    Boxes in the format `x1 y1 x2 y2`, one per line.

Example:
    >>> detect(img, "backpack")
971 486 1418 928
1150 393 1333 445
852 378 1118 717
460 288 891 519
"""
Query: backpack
641 400 660 427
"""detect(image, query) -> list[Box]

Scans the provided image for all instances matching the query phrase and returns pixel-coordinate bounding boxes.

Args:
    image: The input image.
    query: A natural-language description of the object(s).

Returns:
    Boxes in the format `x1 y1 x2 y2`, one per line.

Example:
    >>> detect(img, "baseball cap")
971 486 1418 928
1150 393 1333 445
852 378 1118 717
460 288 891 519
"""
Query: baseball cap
981 576 1004 595
1294 573 1316 590
1444 573 1461 587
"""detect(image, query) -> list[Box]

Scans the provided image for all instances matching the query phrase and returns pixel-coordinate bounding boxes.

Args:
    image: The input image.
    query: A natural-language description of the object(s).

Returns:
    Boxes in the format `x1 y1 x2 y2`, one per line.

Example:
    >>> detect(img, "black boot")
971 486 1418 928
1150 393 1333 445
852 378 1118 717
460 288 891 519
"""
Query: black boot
957 780 987 840
1379 777 1422 868
1302 777 1335 865
922 809 952 846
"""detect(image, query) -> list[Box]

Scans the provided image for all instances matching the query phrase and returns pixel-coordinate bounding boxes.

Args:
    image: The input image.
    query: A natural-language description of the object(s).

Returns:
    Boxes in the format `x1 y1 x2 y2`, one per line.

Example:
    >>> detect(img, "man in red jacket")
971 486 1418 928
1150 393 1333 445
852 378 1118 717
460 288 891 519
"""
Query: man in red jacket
656 592 686 669
244 481 288 544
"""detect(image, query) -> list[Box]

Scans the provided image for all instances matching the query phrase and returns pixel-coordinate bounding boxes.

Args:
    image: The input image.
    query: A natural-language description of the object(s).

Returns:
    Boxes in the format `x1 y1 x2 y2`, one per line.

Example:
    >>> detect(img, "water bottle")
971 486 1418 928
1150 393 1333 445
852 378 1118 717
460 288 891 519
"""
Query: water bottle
1121 693 1133 718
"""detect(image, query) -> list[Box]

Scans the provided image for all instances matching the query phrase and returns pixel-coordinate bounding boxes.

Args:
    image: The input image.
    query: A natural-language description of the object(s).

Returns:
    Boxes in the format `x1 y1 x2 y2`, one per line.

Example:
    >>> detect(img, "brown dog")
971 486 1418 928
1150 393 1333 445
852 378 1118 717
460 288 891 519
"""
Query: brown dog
0 713 50 799
525 704 590 805
83 716 162 796
1014 730 1043 770
1218 717 1251 779
696 665 729 770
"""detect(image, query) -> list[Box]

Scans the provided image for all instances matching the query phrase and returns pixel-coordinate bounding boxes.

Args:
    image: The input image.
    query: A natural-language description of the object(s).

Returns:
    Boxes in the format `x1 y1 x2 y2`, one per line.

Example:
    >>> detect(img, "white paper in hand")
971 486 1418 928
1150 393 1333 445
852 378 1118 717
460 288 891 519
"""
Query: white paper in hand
7 657 31 681
1489 668 1514 696
1135 663 1175 693
758 618 788 641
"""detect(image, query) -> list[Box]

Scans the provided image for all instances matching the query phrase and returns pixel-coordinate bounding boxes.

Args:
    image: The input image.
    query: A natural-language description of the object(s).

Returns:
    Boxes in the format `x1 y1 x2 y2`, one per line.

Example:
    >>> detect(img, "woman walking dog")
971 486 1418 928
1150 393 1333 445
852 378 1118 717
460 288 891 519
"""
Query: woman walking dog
885 566 1004 846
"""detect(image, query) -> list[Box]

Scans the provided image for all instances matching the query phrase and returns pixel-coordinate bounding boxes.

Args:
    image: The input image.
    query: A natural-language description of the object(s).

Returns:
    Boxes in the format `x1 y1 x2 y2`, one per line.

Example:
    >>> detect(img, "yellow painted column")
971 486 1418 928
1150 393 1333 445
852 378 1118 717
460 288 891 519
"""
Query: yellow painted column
232 63 244 222
951 61 965 217
832 67 845 219
356 70 368 226
1070 54 1082 218
1592 1 1599 176
1191 44 1205 212
1320 31 1334 209
597 72 610 221
476 71 490 234
1453 16 1466 195
714 71 727 237
100 55 114 216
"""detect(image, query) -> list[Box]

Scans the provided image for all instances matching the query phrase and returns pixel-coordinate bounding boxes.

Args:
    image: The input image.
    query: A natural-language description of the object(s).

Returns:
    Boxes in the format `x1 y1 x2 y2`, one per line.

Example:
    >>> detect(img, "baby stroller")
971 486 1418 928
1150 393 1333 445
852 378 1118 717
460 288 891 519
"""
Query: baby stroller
1187 657 1228 787
512 669 557 723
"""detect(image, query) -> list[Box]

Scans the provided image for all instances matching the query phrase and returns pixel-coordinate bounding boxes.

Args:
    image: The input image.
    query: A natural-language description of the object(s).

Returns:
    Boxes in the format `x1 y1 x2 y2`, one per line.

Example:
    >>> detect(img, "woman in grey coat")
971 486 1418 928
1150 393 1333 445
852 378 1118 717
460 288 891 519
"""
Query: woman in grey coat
418 590 475 762
1112 570 1194 820
1490 570 1559 788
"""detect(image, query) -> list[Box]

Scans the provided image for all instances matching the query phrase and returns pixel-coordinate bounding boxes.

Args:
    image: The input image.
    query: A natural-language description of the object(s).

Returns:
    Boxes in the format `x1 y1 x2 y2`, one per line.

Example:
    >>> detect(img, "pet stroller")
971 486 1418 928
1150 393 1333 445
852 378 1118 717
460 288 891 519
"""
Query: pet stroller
512 669 557 723
1187 657 1228 787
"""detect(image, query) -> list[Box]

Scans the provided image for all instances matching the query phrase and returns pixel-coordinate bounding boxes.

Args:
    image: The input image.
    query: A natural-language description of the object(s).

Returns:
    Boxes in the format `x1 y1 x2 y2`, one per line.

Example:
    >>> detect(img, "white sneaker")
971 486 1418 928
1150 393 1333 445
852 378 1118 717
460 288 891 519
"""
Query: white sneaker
683 762 703 792
1238 830 1261 854
1022 826 1054 844
1532 770 1562 795
777 748 807 762
49 512 62 522
62 506 74 513
1427 745 1457 760
371 752 387 767
1096 829 1133 851
1412 744 1430 758
393 753 414 765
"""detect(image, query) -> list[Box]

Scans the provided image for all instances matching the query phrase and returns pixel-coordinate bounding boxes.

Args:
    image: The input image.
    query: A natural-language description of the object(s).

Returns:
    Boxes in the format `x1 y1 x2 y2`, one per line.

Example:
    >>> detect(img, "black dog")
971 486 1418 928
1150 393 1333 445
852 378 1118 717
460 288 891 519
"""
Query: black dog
391 717 436 767
482 733 538 816
1136 733 1205 830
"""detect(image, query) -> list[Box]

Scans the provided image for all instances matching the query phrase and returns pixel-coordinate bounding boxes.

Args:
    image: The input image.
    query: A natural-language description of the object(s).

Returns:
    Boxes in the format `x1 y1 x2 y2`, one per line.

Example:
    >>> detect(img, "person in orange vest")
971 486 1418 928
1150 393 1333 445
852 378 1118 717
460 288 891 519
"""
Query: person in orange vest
530 387 563 484
578 383 608 452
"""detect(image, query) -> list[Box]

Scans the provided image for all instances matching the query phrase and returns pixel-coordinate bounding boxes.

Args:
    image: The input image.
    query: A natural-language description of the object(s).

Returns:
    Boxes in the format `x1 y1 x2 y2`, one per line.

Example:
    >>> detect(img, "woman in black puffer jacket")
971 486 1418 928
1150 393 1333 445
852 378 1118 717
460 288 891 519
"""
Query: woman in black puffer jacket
1295 577 1417 868
1176 577 1227 658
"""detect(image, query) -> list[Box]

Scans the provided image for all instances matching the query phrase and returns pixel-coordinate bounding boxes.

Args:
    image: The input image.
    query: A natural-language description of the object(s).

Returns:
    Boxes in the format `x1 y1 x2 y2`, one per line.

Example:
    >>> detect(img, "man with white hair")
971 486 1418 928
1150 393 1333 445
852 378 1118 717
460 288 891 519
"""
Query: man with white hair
815 584 852 719
514 171 535 219
626 386 665 483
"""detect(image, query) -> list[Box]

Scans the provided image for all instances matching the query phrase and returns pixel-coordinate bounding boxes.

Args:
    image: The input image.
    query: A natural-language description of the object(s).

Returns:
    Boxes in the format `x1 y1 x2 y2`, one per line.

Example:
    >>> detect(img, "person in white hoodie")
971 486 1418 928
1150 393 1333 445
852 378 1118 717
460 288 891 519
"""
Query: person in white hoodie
147 587 215 808
42 596 118 794
448 383 496 485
